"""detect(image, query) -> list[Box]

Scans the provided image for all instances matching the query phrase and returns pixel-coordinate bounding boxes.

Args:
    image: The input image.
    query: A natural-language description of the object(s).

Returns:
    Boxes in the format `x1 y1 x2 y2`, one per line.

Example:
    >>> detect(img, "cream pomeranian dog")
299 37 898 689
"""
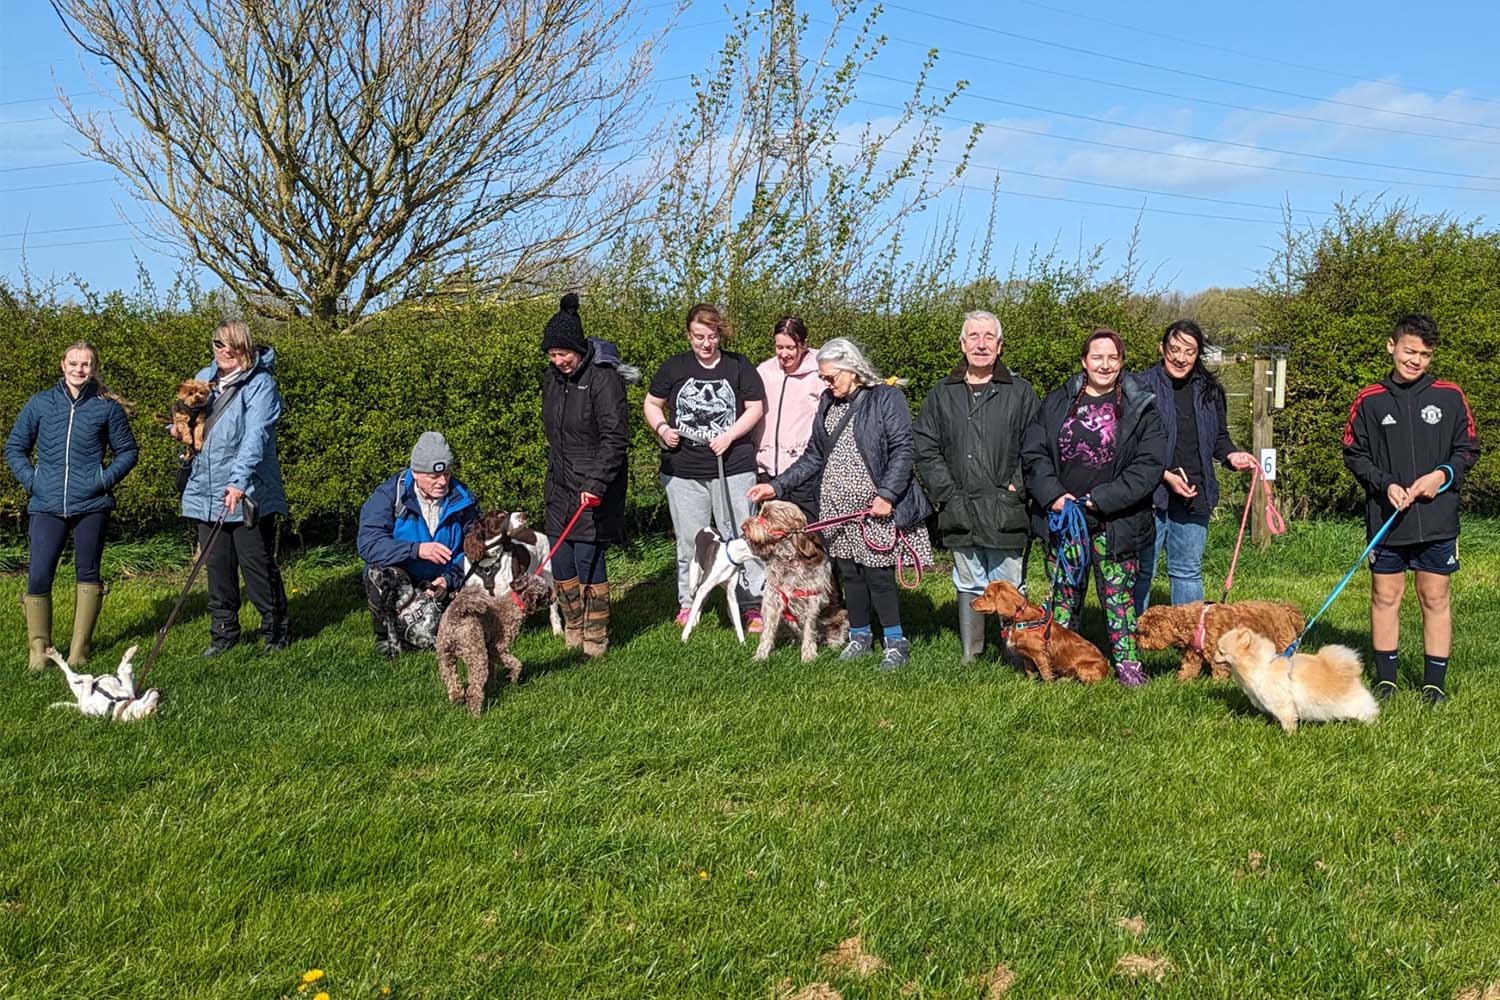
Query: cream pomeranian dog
1214 626 1378 733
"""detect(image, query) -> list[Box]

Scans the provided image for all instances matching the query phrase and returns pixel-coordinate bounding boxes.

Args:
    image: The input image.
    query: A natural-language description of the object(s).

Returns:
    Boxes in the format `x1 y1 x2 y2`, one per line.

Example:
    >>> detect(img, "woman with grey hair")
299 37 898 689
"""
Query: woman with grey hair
748 337 931 670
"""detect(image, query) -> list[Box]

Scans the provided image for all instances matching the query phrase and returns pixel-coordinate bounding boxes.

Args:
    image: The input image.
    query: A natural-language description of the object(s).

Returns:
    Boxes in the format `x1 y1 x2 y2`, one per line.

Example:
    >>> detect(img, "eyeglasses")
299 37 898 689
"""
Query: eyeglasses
818 372 842 385
689 334 720 344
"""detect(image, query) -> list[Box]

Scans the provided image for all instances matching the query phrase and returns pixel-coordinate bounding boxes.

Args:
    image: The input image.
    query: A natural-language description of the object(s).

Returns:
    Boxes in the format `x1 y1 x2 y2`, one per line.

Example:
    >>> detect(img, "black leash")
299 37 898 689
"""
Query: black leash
135 507 229 693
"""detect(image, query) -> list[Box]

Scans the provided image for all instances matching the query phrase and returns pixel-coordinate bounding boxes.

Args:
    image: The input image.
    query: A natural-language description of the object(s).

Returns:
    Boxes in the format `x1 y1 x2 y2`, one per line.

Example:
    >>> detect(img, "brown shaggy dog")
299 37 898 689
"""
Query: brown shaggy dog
1137 600 1305 680
171 380 212 456
742 500 849 662
435 574 551 717
970 580 1111 683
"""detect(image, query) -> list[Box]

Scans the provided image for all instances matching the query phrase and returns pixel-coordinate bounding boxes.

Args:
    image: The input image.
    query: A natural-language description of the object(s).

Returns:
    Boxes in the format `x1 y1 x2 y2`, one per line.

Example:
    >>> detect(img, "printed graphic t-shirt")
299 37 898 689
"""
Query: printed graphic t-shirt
1057 396 1119 498
649 350 765 480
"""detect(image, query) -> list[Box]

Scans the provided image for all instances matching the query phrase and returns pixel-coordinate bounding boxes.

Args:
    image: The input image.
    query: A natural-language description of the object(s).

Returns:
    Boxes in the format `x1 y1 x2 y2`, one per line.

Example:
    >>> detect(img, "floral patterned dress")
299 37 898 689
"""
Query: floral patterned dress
817 397 933 568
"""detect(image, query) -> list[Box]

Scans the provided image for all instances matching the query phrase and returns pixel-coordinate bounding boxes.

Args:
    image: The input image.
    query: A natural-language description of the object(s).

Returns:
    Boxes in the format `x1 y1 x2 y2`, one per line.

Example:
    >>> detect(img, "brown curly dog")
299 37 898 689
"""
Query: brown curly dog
435 574 552 717
1136 600 1305 680
970 580 1111 684
742 500 848 662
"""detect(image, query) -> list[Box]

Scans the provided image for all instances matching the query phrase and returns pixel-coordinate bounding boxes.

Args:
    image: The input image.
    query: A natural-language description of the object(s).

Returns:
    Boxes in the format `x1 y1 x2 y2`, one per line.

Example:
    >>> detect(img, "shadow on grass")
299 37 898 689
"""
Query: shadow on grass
288 565 366 641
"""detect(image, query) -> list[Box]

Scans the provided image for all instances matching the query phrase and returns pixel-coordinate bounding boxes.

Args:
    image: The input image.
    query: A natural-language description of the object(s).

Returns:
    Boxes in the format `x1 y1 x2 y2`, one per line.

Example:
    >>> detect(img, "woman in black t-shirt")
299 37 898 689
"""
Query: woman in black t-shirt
644 304 767 630
1021 328 1167 686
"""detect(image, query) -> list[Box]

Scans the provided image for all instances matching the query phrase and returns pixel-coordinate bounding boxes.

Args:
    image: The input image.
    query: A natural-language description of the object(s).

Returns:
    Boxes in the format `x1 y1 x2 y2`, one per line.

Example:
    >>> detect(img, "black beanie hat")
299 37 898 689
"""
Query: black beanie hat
541 292 588 355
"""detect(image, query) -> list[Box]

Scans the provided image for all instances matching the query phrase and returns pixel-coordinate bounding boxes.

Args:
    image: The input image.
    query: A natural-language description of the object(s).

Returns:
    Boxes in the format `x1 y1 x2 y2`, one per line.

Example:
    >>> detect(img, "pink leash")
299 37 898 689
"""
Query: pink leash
799 507 925 590
1190 464 1287 650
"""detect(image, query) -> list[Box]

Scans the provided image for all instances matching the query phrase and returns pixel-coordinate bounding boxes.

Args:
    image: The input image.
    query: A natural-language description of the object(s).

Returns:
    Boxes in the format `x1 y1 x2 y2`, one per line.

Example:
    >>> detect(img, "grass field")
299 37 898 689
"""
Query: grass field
3 517 1499 999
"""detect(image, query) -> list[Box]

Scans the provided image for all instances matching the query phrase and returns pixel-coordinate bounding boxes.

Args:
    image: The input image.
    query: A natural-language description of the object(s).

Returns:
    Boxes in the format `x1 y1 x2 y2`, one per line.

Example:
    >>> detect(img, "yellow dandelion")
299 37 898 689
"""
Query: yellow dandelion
697 869 709 880
302 970 325 984
298 987 308 995
381 988 392 997
314 992 330 1000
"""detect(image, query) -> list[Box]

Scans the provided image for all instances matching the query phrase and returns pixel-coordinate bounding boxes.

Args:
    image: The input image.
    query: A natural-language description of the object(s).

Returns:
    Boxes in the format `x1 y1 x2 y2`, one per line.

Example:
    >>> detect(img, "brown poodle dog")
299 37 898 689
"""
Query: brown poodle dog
435 574 551 717
970 580 1111 683
1137 600 1305 680
742 500 848 662
171 380 212 456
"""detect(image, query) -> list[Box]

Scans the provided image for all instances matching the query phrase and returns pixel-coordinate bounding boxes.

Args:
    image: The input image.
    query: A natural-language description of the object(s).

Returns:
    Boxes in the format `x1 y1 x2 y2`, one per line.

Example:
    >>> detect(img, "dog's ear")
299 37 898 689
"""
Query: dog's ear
791 531 822 563
462 522 490 564
509 525 538 546
507 544 531 579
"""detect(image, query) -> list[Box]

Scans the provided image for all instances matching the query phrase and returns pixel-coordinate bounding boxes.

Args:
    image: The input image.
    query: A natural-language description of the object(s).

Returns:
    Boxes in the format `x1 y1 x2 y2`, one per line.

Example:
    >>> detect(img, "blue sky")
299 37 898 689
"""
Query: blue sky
3 0 1499 299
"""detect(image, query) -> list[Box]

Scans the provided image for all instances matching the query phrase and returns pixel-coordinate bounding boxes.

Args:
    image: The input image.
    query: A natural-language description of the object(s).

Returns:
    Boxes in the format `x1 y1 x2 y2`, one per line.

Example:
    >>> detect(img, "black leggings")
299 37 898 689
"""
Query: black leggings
28 511 109 594
550 540 608 584
836 558 900 631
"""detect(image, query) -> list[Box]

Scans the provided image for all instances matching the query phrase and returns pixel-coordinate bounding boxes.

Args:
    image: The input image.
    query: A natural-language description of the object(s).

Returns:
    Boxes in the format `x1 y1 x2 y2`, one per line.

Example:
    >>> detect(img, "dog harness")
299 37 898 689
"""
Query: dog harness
771 582 831 625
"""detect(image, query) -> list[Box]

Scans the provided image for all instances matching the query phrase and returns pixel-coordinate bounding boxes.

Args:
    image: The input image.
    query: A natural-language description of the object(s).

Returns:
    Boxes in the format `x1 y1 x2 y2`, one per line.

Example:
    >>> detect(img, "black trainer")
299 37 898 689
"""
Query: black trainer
201 637 239 658
1374 680 1398 703
876 638 910 672
1421 684 1449 707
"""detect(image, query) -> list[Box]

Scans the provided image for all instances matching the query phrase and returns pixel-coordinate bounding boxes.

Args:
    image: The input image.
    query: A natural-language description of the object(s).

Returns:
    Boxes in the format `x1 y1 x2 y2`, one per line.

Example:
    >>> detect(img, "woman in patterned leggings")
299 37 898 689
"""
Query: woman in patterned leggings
1020 329 1167 686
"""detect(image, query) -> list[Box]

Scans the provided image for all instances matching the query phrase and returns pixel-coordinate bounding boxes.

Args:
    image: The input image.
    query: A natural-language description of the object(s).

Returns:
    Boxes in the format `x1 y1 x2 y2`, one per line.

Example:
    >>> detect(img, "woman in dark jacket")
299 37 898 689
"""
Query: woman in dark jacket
1021 328 1167 686
6 341 138 669
748 337 932 672
540 294 631 657
1132 320 1256 615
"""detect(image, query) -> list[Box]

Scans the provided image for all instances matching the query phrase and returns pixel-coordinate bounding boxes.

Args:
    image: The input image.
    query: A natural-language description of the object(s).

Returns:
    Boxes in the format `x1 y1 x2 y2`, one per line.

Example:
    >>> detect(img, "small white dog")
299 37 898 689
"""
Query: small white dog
47 645 160 721
681 526 761 643
1214 626 1378 733
461 510 562 635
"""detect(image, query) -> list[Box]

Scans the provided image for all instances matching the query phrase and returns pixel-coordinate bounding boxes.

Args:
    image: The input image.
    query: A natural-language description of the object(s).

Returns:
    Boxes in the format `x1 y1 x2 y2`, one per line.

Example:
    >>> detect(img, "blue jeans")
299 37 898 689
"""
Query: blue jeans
1133 509 1210 616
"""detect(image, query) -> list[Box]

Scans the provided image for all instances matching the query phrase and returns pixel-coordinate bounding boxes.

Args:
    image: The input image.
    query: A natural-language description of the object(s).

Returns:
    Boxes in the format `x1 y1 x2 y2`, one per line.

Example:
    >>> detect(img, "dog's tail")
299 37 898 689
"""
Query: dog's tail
49 702 83 712
1317 644 1363 678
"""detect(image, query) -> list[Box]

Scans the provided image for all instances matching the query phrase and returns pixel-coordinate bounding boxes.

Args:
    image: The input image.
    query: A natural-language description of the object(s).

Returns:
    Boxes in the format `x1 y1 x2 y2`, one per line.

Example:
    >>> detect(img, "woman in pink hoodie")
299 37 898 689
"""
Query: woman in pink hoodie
755 315 824 515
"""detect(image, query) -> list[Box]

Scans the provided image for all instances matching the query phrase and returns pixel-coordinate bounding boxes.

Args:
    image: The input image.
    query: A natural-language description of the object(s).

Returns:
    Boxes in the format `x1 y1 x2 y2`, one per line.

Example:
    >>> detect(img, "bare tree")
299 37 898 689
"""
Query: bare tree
52 0 664 324
654 0 981 310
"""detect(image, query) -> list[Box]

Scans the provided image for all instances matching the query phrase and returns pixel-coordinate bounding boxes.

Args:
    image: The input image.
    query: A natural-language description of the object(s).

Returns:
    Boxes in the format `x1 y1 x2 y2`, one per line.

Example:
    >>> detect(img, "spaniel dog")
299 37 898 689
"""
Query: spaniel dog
970 580 1111 683
1136 600 1305 680
740 500 848 661
171 379 212 457
435 574 553 717
460 510 562 635
47 644 160 721
1214 626 1378 732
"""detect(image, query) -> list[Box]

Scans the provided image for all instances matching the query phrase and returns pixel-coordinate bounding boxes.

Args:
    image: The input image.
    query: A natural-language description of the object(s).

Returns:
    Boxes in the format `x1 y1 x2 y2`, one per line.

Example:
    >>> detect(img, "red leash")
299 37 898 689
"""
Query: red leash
794 506 923 590
1189 464 1287 651
509 496 600 611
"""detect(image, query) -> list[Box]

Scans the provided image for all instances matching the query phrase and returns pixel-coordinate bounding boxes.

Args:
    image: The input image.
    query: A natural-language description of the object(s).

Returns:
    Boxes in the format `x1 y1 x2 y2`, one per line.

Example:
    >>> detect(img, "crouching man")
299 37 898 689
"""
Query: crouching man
357 431 479 658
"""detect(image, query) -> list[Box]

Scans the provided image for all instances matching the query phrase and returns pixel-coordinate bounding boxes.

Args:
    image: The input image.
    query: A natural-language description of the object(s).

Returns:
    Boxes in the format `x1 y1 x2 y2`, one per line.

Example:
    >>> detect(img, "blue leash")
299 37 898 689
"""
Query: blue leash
1029 498 1091 642
1281 465 1454 657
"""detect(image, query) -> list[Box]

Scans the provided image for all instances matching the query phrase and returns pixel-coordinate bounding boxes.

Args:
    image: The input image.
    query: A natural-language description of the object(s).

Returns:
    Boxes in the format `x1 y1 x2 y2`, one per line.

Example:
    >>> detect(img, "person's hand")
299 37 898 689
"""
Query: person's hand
1227 451 1258 472
418 541 453 565
1407 469 1449 503
708 432 733 456
1050 492 1076 513
223 485 245 514
870 495 894 518
425 577 449 597
1164 469 1198 499
1386 482 1410 510
747 483 776 503
167 422 186 442
581 491 600 507
656 423 680 448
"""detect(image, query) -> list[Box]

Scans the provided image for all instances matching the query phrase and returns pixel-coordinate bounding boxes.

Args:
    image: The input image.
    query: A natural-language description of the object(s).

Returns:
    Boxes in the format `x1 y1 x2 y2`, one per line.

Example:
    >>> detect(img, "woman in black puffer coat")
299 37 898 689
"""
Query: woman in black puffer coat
540 294 631 657
6 341 138 670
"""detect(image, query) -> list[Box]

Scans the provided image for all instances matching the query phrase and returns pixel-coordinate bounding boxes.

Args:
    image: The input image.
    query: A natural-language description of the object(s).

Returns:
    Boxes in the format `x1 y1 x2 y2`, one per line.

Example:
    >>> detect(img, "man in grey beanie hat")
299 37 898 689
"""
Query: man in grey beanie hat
356 430 480 657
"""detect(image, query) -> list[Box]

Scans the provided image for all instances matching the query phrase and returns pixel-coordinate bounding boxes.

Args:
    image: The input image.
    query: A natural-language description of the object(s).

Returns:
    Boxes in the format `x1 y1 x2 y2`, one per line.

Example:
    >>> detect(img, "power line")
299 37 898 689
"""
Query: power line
0 236 142 252
0 91 94 107
1005 0 1500 107
0 160 98 173
881 1 1500 134
0 222 135 239
852 29 1500 148
864 72 1500 182
854 98 1500 195
0 177 116 194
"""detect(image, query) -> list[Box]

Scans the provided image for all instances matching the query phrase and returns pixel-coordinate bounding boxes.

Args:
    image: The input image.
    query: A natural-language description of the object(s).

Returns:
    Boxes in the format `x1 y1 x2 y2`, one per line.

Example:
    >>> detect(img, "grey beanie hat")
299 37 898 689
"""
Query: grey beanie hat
410 431 455 474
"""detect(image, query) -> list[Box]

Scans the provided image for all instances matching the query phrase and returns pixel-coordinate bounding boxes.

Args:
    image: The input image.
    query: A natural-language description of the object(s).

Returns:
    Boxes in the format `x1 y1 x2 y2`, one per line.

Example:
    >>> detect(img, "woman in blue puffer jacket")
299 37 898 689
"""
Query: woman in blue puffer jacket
6 341 139 670
176 320 291 656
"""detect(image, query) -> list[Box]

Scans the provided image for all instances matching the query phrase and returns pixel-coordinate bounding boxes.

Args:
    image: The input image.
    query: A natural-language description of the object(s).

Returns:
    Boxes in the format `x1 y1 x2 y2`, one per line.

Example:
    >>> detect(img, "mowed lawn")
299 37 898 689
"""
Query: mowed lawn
2 518 1499 999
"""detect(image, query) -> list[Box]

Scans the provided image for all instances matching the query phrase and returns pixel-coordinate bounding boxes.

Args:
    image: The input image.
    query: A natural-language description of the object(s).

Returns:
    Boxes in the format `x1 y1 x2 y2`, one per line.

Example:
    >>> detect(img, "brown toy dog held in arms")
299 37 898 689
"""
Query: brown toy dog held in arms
435 574 552 717
970 580 1111 683
171 380 212 457
741 500 849 662
1213 626 1379 733
1136 600 1305 680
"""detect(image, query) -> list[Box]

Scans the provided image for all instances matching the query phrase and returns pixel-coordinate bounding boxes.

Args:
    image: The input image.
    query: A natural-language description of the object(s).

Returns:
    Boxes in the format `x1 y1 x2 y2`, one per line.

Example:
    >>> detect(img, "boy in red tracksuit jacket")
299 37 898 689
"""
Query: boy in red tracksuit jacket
1343 313 1481 705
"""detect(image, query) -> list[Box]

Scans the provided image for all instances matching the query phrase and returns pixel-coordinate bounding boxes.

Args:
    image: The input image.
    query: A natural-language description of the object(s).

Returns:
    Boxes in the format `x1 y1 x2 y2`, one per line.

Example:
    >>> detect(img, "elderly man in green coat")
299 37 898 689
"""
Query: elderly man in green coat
913 310 1041 663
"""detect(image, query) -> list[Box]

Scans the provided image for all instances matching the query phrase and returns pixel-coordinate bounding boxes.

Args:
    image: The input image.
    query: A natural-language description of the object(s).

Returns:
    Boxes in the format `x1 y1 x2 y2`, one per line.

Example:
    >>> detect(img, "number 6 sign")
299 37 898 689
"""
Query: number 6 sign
1259 448 1277 481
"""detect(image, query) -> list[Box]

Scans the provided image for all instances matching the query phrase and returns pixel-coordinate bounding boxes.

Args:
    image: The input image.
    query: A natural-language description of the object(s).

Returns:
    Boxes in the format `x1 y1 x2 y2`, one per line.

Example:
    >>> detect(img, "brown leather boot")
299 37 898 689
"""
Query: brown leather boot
24 593 52 672
582 582 610 657
68 582 104 666
554 577 585 650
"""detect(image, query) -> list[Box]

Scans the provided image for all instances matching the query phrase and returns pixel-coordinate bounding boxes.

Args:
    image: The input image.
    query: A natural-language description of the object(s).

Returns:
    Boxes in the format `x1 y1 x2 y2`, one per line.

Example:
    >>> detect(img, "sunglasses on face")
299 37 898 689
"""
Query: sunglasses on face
212 338 228 349
818 372 843 385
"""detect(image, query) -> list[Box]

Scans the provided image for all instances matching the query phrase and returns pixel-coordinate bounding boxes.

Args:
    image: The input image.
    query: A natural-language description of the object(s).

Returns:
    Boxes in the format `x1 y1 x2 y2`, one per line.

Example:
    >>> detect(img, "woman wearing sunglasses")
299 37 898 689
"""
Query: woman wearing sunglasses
748 337 932 671
175 320 291 656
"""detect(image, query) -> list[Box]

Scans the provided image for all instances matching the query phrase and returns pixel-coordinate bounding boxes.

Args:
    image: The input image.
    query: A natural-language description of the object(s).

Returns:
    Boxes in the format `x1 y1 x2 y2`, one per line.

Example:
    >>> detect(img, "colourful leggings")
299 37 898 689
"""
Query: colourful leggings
1044 531 1142 676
